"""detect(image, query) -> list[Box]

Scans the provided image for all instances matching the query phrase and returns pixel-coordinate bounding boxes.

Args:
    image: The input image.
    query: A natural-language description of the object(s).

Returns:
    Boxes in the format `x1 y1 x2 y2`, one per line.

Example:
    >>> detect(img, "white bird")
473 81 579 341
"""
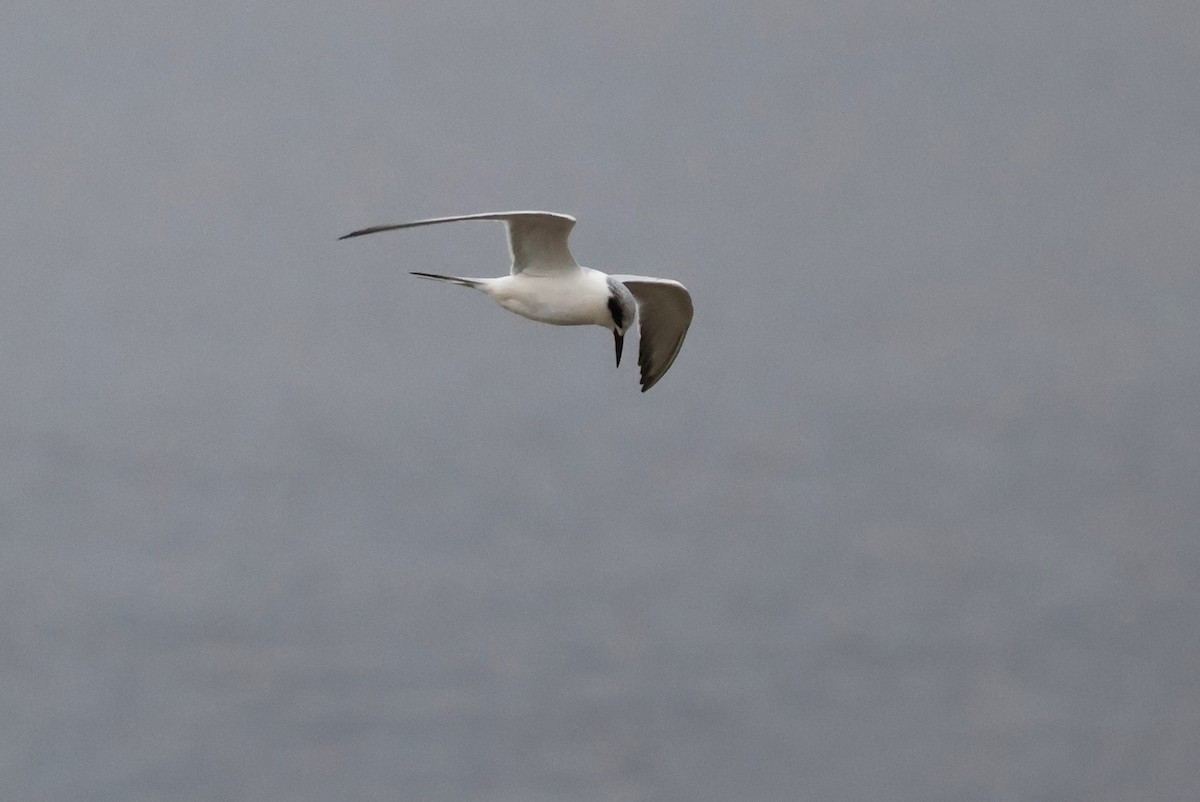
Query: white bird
340 211 693 392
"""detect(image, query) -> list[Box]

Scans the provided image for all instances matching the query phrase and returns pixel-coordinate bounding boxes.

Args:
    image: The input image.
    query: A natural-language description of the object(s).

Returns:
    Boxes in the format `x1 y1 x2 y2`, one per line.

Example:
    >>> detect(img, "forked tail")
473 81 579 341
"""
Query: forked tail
409 272 483 289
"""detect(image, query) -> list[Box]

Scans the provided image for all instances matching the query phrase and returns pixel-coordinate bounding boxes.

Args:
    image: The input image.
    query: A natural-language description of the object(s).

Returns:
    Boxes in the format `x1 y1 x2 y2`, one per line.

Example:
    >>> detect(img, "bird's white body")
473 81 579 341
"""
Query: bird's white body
340 211 692 392
481 267 613 326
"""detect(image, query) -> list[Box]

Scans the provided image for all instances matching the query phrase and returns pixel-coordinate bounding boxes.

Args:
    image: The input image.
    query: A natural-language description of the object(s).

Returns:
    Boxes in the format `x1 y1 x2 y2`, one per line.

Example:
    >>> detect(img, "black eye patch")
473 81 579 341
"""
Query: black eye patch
607 294 625 329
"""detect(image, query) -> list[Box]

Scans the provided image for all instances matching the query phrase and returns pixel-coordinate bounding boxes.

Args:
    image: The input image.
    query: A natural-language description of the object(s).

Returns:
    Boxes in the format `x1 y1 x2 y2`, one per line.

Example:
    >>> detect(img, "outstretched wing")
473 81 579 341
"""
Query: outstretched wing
611 275 693 392
339 211 578 276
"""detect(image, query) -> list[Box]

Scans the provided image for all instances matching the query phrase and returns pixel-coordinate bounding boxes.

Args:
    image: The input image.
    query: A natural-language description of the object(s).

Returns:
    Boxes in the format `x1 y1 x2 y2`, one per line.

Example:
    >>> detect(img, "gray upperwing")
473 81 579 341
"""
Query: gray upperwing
612 275 693 392
340 211 578 276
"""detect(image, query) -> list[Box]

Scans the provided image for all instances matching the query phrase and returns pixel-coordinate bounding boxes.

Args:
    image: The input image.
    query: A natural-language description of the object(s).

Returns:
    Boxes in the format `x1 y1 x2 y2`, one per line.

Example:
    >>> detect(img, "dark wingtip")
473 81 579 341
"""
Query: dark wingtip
339 224 396 240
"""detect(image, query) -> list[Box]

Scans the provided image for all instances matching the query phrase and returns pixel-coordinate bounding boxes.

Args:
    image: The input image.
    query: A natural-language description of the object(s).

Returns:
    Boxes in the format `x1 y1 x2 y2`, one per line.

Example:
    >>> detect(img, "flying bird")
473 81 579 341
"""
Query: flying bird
339 211 693 392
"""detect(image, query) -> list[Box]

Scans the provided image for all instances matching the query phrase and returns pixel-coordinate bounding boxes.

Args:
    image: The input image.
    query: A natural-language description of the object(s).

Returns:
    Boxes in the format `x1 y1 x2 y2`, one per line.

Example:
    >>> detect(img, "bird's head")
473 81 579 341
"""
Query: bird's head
606 279 638 368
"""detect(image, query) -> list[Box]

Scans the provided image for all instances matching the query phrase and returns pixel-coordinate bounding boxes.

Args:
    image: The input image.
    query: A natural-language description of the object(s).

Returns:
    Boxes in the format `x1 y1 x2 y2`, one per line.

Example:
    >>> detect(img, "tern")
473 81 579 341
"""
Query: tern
339 211 693 392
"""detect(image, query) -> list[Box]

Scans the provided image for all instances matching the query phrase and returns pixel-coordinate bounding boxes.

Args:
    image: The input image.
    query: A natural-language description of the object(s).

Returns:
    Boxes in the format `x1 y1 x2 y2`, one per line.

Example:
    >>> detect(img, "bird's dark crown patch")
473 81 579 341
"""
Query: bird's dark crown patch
607 294 625 329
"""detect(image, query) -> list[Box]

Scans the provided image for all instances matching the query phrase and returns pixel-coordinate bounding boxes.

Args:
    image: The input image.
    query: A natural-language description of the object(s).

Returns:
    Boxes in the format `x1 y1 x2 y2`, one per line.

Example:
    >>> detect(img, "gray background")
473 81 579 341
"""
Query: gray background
3 2 1198 800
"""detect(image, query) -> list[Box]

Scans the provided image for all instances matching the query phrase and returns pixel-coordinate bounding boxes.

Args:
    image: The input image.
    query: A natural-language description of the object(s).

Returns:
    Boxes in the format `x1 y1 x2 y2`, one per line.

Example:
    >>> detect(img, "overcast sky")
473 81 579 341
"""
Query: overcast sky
3 3 1198 800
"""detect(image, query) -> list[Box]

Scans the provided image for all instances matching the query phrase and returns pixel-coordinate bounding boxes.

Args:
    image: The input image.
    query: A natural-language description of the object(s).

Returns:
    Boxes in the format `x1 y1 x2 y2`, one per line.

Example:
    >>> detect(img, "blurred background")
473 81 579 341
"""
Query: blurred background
2 2 1198 800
